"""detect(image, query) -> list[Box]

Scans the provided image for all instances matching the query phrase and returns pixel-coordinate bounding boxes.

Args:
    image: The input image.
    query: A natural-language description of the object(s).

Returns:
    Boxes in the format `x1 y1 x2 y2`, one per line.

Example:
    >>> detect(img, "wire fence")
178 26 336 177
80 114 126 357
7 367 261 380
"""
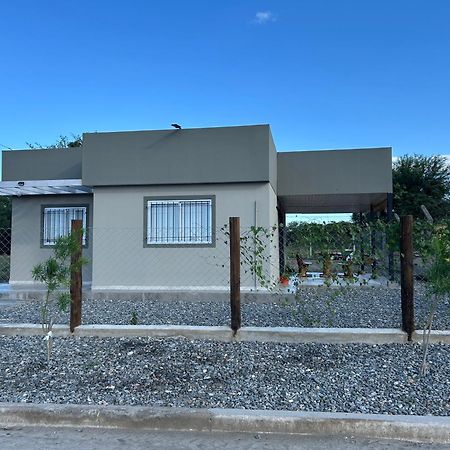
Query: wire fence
234 221 401 293
0 221 431 289
0 217 448 331
3 225 230 290
281 221 400 288
0 228 11 283
89 226 231 290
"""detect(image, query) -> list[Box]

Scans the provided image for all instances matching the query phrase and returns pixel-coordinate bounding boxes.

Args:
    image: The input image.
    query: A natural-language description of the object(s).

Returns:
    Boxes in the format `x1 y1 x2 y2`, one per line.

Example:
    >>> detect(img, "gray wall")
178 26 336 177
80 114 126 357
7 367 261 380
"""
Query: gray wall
9 195 93 284
82 125 277 191
91 183 278 290
268 128 278 194
2 149 82 181
277 148 392 196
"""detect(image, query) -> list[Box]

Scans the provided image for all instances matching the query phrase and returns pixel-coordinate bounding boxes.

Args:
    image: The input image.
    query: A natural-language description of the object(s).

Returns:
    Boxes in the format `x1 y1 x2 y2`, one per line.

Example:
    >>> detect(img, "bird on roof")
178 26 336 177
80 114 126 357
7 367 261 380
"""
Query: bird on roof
171 123 182 129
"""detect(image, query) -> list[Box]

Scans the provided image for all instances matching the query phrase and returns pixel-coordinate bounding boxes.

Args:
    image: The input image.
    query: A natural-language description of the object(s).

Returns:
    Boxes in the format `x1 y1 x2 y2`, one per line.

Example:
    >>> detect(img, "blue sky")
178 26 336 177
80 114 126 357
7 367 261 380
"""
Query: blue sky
1 0 449 159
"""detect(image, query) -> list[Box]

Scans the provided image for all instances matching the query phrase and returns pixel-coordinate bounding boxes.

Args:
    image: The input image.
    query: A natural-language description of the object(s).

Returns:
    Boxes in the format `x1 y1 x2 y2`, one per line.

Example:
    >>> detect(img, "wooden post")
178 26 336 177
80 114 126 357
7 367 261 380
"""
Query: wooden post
359 213 365 273
400 215 414 340
277 206 286 275
70 219 83 333
386 192 395 281
229 217 241 333
369 205 378 276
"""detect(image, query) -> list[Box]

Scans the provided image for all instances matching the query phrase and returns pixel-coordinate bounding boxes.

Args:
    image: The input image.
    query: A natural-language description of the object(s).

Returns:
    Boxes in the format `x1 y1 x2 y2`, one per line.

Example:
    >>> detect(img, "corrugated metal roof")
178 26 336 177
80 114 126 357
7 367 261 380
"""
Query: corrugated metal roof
0 179 92 196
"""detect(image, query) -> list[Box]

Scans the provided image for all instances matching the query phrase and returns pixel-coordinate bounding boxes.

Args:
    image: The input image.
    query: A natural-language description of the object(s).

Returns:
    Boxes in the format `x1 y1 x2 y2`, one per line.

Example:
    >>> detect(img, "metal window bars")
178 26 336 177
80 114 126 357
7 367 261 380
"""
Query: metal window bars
147 199 212 244
42 207 87 246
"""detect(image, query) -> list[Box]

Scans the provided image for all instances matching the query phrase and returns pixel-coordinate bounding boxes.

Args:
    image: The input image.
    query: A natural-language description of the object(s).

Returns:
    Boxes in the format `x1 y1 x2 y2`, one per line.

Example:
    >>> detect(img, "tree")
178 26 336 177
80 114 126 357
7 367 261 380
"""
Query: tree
26 134 82 149
0 197 11 229
419 221 450 376
31 229 87 363
393 154 450 220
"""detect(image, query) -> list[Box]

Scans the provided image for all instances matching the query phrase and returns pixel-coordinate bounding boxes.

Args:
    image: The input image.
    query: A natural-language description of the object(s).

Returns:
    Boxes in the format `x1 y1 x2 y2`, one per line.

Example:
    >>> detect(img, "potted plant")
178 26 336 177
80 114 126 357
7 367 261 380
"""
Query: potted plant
279 266 294 285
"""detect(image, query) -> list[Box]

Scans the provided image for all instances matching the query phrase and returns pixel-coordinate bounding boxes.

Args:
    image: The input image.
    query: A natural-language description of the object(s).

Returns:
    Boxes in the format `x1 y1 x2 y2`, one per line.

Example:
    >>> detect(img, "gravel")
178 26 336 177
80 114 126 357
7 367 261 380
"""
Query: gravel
0 285 449 329
0 336 449 415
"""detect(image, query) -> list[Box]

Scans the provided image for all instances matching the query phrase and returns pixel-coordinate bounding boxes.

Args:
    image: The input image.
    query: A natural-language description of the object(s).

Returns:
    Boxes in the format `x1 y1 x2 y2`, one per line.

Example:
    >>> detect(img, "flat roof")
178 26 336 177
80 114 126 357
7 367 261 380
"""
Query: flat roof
82 125 277 190
277 147 392 213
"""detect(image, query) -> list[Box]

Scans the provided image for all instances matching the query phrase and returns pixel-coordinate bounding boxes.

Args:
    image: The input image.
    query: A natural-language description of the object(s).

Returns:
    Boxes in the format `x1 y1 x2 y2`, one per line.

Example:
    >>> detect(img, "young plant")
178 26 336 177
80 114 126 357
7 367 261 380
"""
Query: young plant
130 310 139 325
31 229 87 363
220 223 280 290
419 221 450 376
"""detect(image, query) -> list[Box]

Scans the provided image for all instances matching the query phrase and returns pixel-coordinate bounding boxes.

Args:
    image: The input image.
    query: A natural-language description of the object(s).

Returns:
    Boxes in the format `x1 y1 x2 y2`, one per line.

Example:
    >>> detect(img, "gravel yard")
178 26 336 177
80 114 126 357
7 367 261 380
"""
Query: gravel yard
0 336 449 416
0 286 449 329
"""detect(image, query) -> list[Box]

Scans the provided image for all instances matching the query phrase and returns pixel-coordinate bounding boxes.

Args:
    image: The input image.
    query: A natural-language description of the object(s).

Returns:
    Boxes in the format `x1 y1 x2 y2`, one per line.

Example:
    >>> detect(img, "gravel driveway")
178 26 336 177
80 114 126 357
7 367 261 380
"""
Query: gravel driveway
0 336 449 416
0 286 449 329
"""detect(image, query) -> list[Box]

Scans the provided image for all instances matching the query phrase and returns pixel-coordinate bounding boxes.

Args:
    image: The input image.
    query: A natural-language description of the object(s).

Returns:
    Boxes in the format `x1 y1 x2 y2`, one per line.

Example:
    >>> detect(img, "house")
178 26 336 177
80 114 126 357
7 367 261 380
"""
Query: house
0 125 392 292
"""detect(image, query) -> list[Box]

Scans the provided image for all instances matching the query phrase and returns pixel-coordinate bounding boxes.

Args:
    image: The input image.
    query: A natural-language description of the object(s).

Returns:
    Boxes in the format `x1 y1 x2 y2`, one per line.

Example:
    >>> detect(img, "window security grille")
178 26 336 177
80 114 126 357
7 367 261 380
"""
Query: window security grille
42 206 87 246
147 199 212 244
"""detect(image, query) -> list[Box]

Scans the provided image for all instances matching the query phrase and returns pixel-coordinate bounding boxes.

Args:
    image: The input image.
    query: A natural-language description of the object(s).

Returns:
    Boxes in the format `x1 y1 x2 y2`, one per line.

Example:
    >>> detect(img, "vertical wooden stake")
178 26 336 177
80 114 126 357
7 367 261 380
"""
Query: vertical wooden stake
400 215 414 340
70 219 83 333
229 217 241 334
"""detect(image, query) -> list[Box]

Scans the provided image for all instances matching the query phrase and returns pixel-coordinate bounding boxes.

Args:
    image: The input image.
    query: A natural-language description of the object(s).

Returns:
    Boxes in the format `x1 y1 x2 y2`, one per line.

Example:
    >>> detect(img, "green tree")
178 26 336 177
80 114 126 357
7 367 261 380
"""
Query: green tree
32 229 87 363
393 154 450 220
0 197 11 229
419 221 450 375
26 134 82 149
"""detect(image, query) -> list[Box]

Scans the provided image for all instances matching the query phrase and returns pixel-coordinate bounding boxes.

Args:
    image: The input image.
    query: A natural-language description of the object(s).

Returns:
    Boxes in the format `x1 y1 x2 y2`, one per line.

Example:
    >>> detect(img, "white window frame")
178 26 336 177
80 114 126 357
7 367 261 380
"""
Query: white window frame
145 197 213 246
42 205 88 247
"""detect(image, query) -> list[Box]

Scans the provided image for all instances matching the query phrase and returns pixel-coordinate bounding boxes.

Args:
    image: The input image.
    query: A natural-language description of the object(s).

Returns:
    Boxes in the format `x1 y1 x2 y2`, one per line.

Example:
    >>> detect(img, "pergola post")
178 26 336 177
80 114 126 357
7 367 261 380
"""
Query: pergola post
358 212 365 273
386 192 395 281
369 204 378 276
277 206 286 275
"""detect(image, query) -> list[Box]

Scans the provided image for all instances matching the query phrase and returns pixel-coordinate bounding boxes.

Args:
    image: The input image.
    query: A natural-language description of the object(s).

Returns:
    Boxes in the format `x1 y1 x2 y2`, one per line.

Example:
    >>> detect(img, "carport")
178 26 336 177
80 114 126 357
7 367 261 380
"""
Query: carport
276 147 394 277
277 147 393 215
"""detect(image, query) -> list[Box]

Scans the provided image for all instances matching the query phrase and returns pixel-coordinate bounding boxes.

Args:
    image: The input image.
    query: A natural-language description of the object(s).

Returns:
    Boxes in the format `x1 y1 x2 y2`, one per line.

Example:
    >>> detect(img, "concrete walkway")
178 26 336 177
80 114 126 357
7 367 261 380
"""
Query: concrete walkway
1 323 450 344
1 426 447 450
0 404 449 445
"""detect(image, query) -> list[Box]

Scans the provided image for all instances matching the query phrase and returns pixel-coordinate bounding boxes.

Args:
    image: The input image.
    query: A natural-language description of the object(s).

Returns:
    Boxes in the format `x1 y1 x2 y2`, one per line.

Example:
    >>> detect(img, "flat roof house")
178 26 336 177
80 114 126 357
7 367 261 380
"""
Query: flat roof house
0 124 392 291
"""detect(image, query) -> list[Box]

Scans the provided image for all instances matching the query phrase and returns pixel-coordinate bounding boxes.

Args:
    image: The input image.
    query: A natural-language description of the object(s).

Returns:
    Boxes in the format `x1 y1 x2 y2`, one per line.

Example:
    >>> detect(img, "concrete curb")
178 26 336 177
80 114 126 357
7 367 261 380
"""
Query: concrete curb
1 323 450 344
0 403 448 444
412 330 450 344
0 287 395 303
0 290 283 303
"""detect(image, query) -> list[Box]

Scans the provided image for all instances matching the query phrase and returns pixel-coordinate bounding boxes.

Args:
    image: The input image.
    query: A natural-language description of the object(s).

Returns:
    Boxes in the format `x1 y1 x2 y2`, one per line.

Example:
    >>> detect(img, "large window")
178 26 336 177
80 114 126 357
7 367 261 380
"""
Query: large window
42 206 87 246
145 197 214 245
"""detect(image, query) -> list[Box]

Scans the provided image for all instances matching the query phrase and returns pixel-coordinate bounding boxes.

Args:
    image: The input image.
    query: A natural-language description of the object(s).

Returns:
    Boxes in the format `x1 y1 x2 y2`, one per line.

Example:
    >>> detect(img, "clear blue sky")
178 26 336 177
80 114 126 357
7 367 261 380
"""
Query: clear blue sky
1 0 449 158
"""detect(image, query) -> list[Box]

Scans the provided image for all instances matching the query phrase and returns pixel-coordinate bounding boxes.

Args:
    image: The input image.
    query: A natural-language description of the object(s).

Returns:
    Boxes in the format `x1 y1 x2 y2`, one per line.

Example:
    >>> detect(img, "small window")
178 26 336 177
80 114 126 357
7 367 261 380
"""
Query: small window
42 206 87 246
146 198 213 245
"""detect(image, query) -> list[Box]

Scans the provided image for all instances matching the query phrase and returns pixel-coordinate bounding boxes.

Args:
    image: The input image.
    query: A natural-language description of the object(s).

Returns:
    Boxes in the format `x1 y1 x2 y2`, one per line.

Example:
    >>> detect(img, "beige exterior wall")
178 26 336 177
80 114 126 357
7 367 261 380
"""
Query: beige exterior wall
91 183 279 290
10 195 93 284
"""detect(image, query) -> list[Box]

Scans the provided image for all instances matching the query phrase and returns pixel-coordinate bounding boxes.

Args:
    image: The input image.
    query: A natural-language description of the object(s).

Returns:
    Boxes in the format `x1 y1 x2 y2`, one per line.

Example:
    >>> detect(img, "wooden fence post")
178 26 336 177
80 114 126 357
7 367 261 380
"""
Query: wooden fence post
400 215 414 340
70 219 83 333
229 217 241 333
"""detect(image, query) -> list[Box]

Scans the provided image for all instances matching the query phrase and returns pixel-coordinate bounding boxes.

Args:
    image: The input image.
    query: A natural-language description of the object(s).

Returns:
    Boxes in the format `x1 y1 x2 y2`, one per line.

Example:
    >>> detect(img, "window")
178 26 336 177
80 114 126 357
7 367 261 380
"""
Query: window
42 206 87 246
146 197 214 245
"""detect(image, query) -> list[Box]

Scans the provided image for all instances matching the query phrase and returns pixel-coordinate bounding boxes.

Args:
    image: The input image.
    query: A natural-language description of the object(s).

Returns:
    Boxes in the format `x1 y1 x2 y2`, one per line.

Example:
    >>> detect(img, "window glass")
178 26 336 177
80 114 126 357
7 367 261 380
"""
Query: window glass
147 199 212 244
43 206 87 246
